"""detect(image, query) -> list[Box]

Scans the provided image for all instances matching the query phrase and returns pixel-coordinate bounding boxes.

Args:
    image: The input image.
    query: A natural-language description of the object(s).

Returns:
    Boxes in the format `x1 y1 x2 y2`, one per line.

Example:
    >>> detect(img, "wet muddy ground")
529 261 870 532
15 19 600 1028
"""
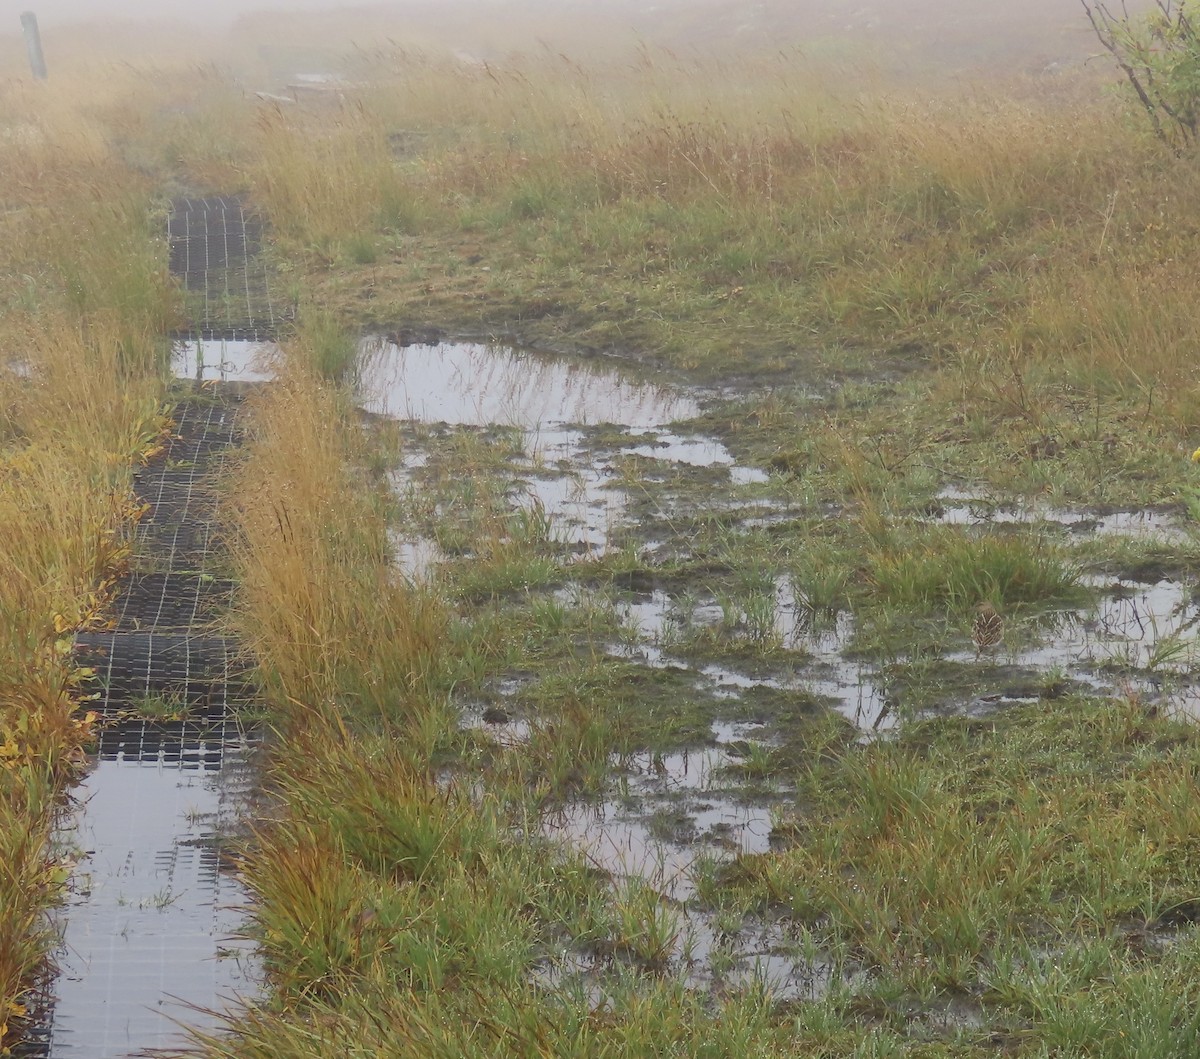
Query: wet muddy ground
354 335 1200 1001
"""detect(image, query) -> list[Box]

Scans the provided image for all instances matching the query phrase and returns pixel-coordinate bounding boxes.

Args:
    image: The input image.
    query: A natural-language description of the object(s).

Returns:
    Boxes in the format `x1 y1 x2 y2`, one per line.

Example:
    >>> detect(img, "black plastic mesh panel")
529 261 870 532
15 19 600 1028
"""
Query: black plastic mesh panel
110 572 235 630
167 196 282 337
22 198 267 1059
74 631 249 710
72 394 249 713
94 714 251 769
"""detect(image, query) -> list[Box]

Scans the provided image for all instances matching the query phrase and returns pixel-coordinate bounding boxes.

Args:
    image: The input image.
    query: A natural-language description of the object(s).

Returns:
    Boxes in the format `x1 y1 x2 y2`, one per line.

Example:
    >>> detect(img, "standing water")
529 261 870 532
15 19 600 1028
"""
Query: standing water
356 338 763 560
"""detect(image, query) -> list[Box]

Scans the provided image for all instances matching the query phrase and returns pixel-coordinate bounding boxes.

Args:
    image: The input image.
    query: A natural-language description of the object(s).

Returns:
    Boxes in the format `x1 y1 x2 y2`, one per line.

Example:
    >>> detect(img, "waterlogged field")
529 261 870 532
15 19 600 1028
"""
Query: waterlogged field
5 4 1200 1056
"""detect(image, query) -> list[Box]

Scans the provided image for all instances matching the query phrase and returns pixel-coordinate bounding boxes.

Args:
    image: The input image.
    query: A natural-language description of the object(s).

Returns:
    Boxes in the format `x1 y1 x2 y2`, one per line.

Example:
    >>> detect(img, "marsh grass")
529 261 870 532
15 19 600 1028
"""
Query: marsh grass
226 340 1200 1054
228 370 445 717
213 52 1200 428
728 698 1200 981
251 101 416 260
292 304 359 381
0 73 174 1047
866 525 1082 612
7 23 1200 1058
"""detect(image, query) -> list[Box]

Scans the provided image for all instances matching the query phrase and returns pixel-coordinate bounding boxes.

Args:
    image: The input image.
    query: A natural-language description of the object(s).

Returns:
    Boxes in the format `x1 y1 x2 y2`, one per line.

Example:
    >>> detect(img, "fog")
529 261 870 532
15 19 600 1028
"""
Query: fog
0 0 1148 80
0 0 372 26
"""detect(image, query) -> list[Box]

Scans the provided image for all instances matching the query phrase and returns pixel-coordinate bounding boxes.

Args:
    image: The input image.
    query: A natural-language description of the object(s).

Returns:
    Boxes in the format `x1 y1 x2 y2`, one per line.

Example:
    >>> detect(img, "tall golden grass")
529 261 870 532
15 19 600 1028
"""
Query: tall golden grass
227 357 445 723
0 68 175 1048
218 49 1200 422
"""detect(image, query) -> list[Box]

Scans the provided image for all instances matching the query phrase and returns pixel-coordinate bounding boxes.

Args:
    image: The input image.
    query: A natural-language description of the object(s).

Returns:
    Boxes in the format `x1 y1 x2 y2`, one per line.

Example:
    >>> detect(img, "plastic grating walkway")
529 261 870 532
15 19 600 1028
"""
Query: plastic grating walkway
73 397 250 719
167 195 281 341
25 199 268 1059
40 391 260 1059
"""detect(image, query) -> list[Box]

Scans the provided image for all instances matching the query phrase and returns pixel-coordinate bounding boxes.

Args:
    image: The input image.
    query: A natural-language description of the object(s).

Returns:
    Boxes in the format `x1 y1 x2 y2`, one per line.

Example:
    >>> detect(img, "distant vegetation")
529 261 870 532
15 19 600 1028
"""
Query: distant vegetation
1082 0 1200 150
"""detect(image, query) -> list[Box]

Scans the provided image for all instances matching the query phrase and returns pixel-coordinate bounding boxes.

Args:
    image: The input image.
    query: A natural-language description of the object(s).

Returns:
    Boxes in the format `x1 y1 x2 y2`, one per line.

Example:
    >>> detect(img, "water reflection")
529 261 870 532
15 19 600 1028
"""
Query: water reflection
1007 578 1200 675
171 339 277 384
48 721 257 1058
929 489 1190 543
520 428 626 558
356 339 698 427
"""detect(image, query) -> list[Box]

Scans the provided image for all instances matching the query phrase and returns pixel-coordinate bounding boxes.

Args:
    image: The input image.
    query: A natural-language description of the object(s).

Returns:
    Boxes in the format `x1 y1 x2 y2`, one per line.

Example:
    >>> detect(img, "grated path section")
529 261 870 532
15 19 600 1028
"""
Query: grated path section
33 197 270 1059
167 195 280 341
44 394 258 1059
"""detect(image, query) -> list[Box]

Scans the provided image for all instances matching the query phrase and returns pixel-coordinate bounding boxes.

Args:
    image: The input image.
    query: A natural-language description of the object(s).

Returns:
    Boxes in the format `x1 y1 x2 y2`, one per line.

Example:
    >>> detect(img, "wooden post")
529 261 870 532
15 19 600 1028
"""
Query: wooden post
20 12 48 81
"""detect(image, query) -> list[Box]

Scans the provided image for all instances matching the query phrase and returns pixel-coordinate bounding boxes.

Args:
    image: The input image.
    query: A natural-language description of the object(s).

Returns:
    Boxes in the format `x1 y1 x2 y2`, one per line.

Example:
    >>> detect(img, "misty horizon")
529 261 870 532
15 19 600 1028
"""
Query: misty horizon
0 0 1114 67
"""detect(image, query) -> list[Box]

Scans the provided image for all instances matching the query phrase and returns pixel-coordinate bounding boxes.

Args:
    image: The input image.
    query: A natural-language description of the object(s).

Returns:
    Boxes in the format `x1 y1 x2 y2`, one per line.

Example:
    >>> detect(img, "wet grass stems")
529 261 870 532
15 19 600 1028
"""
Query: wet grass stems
185 54 1200 461
722 698 1200 993
226 371 446 723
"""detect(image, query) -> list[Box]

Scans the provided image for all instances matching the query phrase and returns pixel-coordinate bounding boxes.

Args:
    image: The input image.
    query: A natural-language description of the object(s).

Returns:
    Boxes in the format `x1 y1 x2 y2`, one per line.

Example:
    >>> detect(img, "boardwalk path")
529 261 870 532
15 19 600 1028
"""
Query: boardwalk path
39 198 275 1058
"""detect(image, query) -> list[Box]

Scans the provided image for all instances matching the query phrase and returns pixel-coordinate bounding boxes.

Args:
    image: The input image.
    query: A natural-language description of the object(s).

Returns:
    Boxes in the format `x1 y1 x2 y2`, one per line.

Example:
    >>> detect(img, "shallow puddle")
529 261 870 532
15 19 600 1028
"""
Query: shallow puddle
543 718 776 901
536 915 835 1005
1007 578 1200 685
366 342 766 560
546 803 706 902
170 338 277 383
461 704 533 749
614 590 675 643
622 431 770 484
364 340 889 999
929 488 1189 543
356 339 698 428
934 576 1200 719
387 530 445 583
536 719 841 1000
773 576 856 654
609 586 893 730
519 429 627 558
47 725 257 1057
680 917 842 1001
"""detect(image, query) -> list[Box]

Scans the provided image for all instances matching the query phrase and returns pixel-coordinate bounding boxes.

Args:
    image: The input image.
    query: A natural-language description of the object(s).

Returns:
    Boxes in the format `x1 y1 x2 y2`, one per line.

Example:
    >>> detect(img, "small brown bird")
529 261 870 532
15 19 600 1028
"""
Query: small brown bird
972 602 1004 653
